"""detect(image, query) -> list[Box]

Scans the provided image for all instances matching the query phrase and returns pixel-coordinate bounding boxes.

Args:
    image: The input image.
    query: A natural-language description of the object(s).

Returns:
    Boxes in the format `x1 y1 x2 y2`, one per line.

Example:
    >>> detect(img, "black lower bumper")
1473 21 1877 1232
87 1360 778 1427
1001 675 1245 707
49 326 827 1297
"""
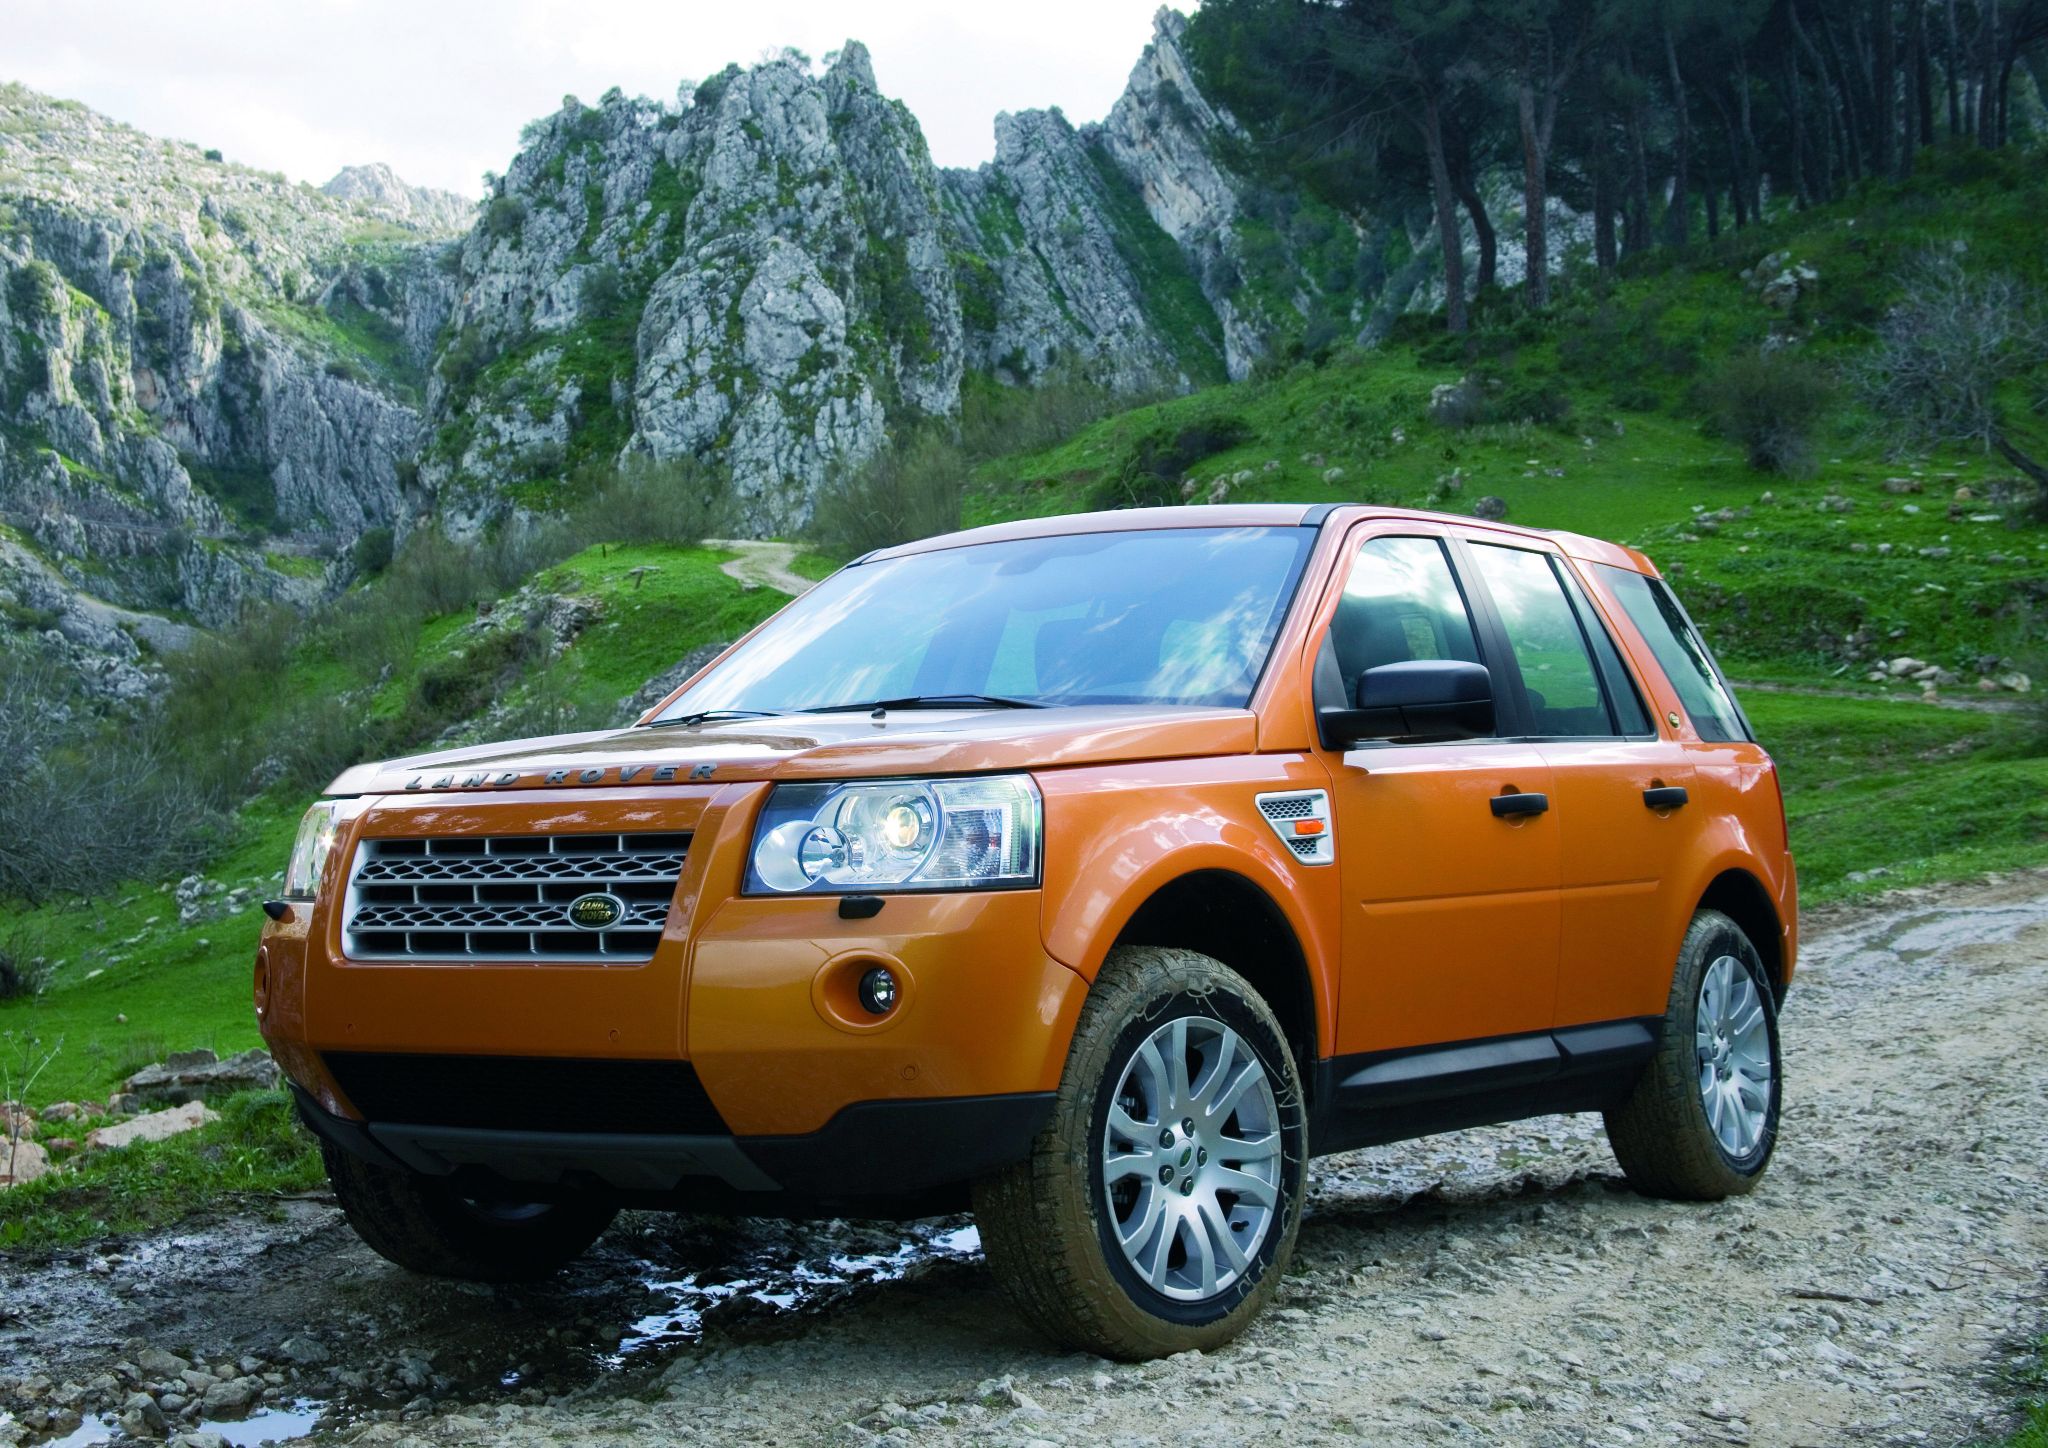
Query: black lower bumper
292 1083 1054 1210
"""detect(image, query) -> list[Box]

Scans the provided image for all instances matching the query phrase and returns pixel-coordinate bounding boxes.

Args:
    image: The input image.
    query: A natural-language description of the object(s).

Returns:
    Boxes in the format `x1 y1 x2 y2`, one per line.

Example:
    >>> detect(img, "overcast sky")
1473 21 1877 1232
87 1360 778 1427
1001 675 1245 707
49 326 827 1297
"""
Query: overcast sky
5 0 1186 197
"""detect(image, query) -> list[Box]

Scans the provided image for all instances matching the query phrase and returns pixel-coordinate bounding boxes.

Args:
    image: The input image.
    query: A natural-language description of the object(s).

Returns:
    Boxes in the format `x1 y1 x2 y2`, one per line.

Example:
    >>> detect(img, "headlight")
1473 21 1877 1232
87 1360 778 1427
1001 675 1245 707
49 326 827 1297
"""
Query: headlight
283 801 346 900
746 776 1041 894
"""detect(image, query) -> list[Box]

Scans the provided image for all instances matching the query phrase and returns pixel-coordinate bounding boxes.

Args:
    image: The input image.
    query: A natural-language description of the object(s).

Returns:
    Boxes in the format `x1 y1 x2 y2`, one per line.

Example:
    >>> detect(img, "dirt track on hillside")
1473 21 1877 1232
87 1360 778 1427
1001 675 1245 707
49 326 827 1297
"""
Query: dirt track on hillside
4 873 2045 1447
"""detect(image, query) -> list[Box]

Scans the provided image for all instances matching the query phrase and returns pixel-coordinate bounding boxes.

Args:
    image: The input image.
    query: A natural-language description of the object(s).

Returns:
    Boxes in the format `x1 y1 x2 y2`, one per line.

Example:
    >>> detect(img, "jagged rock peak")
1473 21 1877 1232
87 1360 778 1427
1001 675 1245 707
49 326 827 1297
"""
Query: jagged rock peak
322 163 473 236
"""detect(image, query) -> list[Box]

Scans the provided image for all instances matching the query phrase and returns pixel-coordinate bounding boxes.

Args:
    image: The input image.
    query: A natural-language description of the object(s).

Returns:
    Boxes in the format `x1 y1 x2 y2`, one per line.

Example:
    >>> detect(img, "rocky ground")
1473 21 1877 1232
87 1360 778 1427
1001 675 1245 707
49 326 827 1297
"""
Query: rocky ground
2 872 2044 1448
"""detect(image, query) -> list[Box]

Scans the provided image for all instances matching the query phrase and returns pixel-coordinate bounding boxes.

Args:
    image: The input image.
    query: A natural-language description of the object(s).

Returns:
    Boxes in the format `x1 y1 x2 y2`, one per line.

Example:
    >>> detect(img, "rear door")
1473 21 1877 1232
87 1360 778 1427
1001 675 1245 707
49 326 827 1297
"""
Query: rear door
1315 528 1561 1057
1459 542 1698 1029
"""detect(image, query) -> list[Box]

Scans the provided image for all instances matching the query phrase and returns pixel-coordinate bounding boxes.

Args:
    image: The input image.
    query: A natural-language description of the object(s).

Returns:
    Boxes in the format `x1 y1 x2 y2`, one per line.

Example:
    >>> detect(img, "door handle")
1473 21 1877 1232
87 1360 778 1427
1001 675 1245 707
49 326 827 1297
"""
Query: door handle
1642 786 1690 810
1490 791 1550 818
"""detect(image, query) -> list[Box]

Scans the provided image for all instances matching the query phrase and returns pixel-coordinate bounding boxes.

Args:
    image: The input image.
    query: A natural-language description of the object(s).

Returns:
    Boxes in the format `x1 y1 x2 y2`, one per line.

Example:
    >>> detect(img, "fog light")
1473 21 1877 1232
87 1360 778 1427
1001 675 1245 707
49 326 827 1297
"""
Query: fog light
857 967 899 1016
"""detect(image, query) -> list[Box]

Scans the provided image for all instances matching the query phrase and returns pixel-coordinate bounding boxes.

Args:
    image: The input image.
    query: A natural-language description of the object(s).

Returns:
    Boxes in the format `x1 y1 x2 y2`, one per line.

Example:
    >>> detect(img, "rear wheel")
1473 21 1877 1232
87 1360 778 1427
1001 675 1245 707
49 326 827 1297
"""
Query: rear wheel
974 945 1307 1360
322 1142 617 1282
1605 909 1782 1200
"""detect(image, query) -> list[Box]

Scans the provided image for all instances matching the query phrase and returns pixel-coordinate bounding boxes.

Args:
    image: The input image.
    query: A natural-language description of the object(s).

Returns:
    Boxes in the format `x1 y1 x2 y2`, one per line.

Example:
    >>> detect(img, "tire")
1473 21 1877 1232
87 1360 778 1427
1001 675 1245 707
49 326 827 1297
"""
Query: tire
321 1141 618 1282
1605 909 1783 1200
973 945 1308 1360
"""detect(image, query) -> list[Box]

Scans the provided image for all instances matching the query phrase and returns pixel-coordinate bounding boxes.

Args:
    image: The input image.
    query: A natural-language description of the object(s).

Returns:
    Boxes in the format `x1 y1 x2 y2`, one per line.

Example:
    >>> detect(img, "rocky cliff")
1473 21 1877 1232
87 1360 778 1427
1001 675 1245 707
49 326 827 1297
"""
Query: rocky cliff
0 82 464 695
427 9 1387 535
3 8 1403 693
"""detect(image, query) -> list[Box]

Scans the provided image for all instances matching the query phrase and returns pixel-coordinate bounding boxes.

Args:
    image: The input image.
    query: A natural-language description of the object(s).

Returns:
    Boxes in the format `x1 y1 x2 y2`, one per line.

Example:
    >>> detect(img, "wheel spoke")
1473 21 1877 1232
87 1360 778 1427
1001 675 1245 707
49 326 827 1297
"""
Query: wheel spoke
1107 1104 1151 1144
1103 1151 1152 1184
1208 1164 1278 1206
1217 1128 1281 1163
1178 1211 1217 1297
1192 1028 1238 1109
1199 1194 1250 1274
1166 1017 1193 1108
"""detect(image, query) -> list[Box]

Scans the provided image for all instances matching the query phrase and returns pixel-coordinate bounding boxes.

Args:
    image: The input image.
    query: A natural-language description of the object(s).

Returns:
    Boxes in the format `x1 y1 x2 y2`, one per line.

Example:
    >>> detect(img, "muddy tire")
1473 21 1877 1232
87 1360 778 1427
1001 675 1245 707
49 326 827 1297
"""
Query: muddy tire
1605 909 1783 1200
973 945 1308 1360
321 1142 617 1282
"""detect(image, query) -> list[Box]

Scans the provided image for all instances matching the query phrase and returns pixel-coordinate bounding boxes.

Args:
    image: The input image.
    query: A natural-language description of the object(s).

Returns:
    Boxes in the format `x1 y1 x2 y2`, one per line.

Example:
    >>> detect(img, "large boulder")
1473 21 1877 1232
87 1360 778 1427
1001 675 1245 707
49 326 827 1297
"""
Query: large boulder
1 1134 52 1187
123 1048 280 1105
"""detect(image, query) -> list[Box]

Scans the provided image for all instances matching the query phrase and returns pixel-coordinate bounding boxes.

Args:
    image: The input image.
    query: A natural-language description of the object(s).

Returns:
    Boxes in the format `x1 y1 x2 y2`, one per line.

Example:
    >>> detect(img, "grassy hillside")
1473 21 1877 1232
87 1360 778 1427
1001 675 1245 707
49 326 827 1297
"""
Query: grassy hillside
5 149 2046 1137
1 544 791 1109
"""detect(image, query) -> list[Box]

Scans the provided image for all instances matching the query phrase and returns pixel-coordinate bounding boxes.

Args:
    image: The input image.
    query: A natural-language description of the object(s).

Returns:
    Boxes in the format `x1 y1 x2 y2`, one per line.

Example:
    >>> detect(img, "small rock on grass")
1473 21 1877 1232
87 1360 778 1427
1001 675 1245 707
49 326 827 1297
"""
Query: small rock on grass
86 1099 218 1151
1 1136 52 1187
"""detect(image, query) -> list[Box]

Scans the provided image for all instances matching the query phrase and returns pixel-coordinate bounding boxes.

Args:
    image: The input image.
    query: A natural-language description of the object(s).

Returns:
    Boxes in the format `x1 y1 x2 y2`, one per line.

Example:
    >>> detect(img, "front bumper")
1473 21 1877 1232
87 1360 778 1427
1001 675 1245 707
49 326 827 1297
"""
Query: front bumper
292 1083 1056 1203
260 784 1086 1202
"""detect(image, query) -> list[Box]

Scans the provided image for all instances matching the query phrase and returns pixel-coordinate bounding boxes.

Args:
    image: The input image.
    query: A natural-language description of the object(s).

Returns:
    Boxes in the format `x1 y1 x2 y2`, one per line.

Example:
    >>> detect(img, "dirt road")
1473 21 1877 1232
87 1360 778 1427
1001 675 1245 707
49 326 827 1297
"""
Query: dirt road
701 540 814 598
4 873 2044 1447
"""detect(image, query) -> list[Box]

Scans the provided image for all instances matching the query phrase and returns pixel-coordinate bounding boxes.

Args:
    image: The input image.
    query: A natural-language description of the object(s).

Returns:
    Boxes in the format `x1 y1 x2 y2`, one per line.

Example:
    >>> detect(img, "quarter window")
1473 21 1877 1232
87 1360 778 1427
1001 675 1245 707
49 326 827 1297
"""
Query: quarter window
1469 544 1618 737
1600 567 1750 743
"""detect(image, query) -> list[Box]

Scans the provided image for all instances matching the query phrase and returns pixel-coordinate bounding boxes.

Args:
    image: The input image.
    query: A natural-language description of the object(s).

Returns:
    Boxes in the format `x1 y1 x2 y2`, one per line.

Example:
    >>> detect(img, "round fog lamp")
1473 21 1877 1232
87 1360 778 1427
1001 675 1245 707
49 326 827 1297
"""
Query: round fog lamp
857 966 899 1017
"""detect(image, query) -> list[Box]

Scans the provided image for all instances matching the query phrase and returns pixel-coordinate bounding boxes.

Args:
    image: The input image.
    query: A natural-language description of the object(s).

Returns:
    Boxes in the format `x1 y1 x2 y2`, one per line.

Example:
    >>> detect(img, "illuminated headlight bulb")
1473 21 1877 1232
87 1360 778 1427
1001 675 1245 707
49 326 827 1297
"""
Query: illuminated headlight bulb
881 802 925 851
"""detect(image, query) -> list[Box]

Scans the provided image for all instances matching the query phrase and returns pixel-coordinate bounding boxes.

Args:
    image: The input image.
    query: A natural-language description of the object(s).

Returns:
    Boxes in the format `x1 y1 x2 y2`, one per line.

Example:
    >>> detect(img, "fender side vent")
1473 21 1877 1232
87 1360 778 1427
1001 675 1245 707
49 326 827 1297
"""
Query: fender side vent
1254 790 1334 866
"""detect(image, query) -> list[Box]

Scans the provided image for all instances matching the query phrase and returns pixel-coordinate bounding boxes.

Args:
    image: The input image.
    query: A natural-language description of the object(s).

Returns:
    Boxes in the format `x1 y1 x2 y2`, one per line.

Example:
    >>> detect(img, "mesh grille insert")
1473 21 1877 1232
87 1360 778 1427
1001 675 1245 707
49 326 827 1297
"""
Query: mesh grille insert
324 1053 728 1135
344 832 687 963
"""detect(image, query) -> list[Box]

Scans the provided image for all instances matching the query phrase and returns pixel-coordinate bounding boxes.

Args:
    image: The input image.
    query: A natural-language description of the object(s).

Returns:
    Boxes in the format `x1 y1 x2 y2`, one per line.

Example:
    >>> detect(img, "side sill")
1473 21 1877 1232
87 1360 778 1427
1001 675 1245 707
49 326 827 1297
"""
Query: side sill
1309 1017 1662 1157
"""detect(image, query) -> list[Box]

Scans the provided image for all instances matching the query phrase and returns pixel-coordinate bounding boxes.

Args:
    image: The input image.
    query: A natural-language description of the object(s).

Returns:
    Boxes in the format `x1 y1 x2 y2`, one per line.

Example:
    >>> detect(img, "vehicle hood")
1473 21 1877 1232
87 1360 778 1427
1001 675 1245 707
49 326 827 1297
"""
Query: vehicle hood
330 706 1258 796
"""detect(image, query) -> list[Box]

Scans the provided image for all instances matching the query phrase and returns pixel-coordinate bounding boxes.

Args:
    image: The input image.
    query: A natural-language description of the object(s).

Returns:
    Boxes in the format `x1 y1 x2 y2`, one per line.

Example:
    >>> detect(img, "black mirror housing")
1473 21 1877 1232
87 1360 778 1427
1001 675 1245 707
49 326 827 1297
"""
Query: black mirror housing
1319 660 1495 748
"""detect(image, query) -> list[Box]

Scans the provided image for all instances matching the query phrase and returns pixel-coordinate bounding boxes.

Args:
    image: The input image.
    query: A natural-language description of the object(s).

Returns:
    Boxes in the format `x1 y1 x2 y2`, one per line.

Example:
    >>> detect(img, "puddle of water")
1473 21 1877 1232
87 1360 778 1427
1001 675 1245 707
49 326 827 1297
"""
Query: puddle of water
44 1398 328 1448
605 1220 984 1362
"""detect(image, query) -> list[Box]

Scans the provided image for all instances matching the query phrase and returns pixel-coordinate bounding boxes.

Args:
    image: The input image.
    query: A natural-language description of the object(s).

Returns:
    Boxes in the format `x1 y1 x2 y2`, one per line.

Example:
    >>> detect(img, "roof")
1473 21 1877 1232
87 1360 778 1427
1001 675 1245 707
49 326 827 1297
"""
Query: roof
864 503 1659 575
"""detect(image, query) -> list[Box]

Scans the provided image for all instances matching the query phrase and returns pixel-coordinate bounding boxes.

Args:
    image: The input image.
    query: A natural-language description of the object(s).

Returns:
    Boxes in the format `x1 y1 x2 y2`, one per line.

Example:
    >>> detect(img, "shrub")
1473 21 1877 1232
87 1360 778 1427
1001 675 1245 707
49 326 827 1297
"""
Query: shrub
351 526 395 576
1097 414 1250 510
484 194 527 241
1699 351 1833 476
0 932 48 1001
807 430 965 555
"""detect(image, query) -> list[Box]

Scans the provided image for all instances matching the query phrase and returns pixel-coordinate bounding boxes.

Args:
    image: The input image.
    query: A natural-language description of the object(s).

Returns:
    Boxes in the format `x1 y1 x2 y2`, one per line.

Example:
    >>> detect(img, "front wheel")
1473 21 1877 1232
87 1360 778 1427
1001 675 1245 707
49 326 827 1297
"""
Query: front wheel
1605 908 1783 1200
322 1142 618 1282
974 945 1308 1360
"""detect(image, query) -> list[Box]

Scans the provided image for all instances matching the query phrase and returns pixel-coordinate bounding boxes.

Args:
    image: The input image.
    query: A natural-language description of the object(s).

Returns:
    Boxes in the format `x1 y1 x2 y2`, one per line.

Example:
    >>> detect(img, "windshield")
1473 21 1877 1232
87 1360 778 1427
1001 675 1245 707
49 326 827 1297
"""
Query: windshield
658 526 1316 718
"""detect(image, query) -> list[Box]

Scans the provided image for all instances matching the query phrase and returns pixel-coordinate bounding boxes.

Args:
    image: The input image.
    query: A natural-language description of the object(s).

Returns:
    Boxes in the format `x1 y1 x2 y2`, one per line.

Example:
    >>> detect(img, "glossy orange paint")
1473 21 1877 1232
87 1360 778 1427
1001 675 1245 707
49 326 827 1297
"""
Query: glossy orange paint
259 503 1797 1147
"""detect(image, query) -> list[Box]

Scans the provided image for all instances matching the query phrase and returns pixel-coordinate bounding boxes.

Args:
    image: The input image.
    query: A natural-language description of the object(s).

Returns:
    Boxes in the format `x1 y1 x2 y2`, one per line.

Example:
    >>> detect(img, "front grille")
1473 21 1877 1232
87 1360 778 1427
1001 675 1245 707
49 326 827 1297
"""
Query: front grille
324 1053 728 1135
343 832 688 962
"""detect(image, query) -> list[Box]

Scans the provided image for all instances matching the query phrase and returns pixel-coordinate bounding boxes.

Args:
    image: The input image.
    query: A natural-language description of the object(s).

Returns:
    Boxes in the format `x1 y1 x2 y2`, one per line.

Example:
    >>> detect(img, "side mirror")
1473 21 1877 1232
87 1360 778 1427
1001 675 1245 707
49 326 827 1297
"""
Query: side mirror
1319 660 1495 748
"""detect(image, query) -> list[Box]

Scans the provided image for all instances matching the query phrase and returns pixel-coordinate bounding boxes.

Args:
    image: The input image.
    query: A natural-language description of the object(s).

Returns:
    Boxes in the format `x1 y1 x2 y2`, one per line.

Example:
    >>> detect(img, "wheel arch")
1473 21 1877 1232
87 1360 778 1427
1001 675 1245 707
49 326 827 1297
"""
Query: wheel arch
1697 868 1786 1001
1106 869 1321 1093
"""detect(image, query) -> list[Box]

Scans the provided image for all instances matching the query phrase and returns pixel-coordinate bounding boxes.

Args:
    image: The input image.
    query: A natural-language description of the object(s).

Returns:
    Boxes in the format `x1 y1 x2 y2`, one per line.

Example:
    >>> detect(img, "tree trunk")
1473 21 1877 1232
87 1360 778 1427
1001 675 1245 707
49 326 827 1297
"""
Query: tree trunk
1791 2 1841 197
1780 51 1810 206
1417 92 1468 335
1913 1 1935 148
1819 9 1868 178
1454 173 1498 292
1872 0 1896 177
1664 21 1692 247
1974 0 1999 146
1517 75 1551 306
1705 184 1722 239
1593 140 1618 271
1992 431 2048 488
1945 0 1963 136
1622 50 1654 252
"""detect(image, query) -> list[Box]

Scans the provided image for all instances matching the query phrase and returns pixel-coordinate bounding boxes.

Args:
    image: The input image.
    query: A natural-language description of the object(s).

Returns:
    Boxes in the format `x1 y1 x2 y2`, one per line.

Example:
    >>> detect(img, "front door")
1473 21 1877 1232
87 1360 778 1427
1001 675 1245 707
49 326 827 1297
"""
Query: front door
1318 531 1562 1058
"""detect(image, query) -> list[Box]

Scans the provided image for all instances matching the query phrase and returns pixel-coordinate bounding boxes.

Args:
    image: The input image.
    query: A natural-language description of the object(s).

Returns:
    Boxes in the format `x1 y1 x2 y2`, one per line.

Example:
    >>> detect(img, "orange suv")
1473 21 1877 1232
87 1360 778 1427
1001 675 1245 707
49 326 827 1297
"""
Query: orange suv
257 504 1795 1359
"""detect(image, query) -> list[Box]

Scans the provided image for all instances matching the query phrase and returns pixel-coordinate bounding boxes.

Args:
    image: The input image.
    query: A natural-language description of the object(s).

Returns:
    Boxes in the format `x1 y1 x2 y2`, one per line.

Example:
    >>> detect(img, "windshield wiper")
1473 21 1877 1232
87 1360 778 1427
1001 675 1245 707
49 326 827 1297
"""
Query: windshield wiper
645 709 785 728
802 694 1049 714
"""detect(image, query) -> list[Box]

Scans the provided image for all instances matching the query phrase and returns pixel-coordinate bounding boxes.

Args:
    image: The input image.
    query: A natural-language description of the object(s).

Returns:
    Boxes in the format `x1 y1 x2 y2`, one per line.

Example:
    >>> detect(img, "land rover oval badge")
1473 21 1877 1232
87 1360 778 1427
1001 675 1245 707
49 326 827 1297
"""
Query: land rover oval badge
567 892 627 930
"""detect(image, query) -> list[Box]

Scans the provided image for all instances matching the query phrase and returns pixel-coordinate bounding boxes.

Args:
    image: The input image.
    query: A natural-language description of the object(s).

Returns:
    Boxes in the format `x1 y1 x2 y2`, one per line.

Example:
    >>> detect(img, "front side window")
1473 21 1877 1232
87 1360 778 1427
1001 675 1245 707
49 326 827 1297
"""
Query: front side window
1325 535 1483 705
660 527 1315 717
1600 567 1750 743
1469 544 1617 737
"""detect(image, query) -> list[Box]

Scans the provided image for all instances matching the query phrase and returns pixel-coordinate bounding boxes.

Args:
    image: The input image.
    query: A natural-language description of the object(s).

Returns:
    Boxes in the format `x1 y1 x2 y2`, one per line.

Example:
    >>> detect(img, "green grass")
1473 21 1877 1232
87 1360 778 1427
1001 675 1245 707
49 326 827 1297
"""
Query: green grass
1982 1335 2048 1448
0 1090 321 1251
1744 690 2048 902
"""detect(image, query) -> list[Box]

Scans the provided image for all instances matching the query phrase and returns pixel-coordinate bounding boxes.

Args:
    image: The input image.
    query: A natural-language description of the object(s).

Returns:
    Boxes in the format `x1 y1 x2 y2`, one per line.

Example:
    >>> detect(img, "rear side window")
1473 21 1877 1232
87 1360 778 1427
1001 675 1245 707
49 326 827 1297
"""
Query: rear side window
1468 544 1616 737
1601 567 1749 743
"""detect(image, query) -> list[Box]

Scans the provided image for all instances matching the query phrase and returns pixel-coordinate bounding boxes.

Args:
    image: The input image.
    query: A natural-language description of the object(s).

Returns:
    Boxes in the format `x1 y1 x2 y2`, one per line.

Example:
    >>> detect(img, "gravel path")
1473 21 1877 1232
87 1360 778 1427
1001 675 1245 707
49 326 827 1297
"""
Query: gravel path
701 540 814 598
4 872 2044 1447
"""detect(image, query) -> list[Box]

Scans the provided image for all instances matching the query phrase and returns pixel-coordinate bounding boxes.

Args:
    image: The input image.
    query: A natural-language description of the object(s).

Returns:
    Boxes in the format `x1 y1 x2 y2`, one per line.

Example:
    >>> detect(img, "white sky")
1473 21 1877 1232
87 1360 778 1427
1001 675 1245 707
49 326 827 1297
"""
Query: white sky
4 0 1187 198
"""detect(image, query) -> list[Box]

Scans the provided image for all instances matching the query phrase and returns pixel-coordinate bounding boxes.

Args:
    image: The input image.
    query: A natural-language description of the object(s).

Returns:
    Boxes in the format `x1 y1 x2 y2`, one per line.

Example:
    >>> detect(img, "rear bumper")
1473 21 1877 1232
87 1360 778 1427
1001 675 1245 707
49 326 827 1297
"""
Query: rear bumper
294 1083 1055 1203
